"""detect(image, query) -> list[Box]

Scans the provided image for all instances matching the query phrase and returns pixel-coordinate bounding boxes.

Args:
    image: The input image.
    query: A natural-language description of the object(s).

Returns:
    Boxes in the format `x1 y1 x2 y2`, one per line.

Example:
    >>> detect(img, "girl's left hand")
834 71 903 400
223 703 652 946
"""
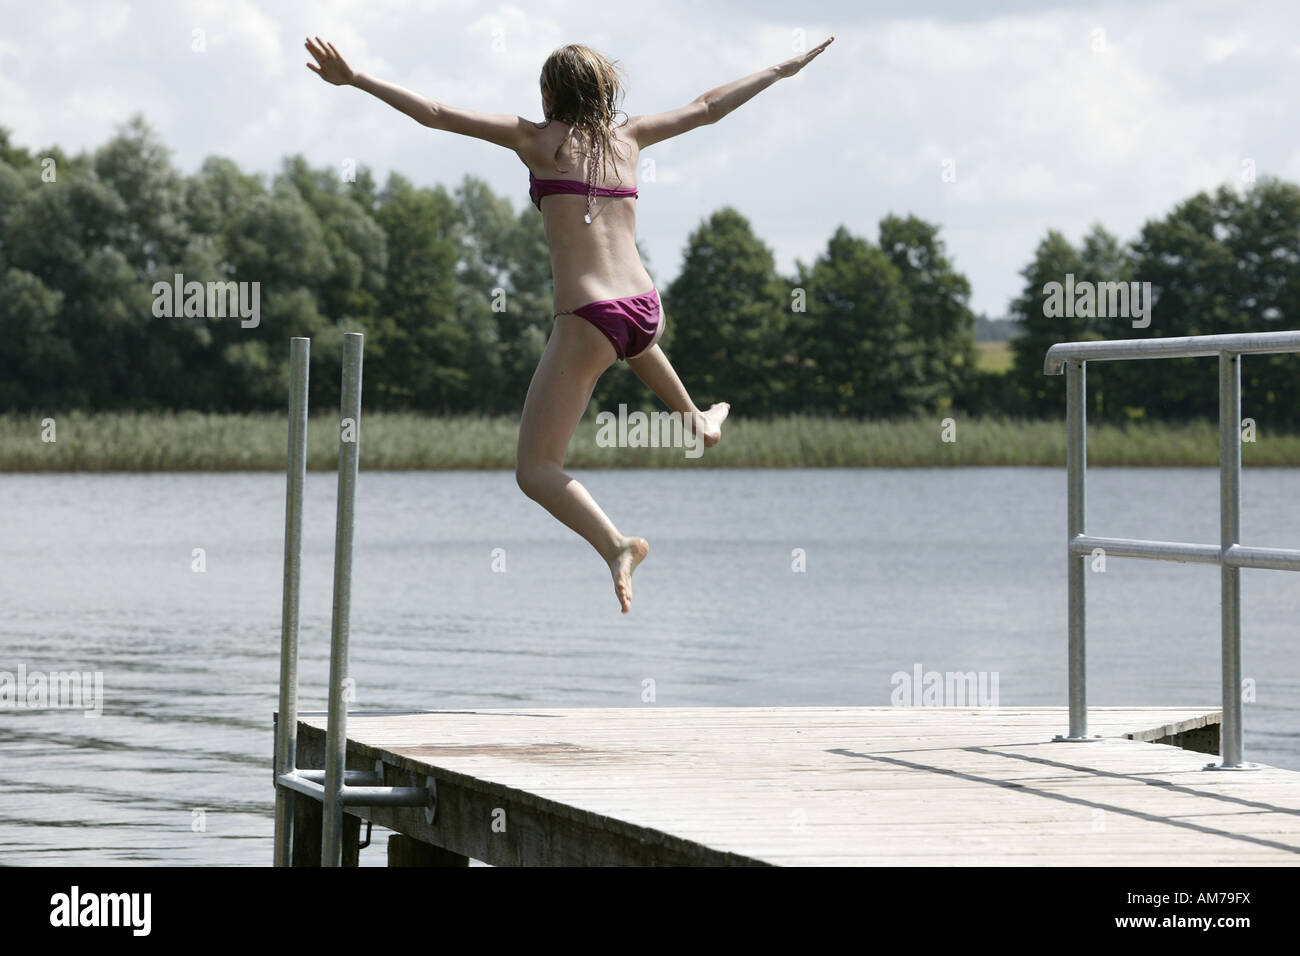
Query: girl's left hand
306 36 355 86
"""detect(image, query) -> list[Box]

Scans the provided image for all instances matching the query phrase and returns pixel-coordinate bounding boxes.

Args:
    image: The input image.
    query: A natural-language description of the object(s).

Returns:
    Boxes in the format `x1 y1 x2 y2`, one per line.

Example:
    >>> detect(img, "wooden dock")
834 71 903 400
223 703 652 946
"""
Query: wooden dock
279 706 1300 866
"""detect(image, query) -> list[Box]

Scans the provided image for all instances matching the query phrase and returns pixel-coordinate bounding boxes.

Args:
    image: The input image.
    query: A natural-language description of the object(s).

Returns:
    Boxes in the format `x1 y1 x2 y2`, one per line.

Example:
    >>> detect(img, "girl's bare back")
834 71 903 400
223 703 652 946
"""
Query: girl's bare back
517 123 653 312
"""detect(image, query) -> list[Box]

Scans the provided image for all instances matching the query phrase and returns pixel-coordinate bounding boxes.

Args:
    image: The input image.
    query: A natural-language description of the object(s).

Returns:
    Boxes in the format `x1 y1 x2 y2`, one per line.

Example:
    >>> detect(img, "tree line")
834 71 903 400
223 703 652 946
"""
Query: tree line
3 117 1299 426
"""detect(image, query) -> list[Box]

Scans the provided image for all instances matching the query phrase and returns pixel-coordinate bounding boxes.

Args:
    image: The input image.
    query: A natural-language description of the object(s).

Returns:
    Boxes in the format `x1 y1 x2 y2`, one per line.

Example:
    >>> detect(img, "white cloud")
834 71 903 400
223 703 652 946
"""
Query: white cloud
1205 30 1249 63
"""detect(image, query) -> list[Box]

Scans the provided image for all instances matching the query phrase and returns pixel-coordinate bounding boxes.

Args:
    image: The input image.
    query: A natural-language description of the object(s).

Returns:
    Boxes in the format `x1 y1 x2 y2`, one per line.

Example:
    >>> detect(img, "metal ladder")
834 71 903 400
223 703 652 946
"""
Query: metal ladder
272 334 434 866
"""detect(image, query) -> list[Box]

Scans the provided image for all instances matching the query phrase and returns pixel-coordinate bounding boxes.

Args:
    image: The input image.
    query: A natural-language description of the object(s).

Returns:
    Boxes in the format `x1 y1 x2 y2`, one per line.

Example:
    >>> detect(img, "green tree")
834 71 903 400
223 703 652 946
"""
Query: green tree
661 208 788 415
1008 230 1089 417
878 214 977 413
1119 180 1300 426
791 225 914 416
0 268 70 408
373 175 474 410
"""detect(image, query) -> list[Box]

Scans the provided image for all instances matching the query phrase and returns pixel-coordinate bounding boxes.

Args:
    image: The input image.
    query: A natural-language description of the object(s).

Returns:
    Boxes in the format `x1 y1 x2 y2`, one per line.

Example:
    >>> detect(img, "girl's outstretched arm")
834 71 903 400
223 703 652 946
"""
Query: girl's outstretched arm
630 36 833 149
305 36 532 150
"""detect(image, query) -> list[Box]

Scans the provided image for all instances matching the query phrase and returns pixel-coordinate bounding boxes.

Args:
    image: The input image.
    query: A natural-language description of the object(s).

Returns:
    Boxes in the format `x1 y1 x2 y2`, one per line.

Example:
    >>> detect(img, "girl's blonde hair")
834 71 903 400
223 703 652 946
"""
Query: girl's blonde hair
538 44 629 185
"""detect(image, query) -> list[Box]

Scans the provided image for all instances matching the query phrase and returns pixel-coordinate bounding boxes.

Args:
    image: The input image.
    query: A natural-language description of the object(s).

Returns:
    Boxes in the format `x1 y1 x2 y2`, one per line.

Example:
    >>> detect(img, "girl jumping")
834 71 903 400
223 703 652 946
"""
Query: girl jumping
306 35 833 612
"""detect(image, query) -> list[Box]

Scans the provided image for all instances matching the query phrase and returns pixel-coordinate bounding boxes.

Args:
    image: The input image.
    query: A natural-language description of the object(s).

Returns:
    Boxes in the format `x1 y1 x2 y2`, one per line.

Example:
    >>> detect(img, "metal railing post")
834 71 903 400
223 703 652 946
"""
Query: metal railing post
1212 350 1247 769
273 337 310 866
323 332 364 865
1056 359 1099 741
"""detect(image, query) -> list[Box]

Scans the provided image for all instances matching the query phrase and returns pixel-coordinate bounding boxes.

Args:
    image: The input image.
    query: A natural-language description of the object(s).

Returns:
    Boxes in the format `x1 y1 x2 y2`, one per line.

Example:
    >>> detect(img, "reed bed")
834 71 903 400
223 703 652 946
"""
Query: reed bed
2 412 1298 471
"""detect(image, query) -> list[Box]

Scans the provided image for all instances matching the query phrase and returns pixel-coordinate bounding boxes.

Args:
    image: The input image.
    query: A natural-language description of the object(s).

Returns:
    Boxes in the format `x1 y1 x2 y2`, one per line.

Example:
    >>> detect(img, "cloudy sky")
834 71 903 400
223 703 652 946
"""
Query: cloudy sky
2 0 1297 317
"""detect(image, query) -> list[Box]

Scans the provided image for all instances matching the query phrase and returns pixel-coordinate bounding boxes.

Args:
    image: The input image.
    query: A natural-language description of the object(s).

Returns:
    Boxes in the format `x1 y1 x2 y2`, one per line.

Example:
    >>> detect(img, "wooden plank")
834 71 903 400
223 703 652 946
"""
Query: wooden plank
276 706 1300 866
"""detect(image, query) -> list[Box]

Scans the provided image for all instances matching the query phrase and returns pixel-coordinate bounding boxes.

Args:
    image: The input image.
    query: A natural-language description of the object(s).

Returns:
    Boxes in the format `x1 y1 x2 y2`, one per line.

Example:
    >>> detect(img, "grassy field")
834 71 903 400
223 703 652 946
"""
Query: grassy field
3 411 1300 470
975 341 1015 374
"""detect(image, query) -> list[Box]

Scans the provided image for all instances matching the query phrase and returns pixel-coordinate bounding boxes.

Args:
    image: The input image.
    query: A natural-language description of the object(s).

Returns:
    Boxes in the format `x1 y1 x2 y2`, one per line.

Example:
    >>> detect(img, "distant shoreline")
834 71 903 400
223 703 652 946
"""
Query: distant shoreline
3 412 1298 471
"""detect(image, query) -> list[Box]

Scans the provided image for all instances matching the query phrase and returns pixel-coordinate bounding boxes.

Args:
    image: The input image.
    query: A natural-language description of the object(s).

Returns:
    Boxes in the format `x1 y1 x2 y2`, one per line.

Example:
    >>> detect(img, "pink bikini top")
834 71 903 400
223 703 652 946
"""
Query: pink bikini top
528 171 638 211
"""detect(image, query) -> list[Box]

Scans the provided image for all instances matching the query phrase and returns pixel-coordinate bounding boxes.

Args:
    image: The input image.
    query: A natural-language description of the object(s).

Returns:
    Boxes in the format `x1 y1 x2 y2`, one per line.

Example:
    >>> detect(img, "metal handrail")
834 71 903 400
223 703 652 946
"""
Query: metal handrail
1044 329 1300 374
1044 329 1300 769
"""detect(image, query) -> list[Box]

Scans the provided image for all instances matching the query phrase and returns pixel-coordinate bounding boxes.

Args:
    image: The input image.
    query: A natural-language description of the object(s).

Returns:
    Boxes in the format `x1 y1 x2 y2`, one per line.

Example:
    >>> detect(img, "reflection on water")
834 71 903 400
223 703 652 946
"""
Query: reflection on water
0 467 1296 864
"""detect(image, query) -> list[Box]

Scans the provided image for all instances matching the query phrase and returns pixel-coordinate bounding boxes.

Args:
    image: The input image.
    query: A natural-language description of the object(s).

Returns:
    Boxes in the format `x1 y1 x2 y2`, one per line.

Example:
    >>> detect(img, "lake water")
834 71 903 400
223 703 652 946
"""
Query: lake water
1 467 1297 865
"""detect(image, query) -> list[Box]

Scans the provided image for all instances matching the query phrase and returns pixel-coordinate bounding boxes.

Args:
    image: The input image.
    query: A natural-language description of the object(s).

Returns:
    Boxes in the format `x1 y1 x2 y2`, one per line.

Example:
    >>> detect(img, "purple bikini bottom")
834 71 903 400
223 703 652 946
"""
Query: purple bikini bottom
556 287 662 360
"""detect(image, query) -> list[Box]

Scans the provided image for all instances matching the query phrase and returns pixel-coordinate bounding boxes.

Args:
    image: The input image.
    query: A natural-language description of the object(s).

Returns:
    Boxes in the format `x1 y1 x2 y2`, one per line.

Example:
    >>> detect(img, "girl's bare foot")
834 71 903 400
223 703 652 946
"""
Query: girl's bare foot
608 536 650 613
693 402 730 448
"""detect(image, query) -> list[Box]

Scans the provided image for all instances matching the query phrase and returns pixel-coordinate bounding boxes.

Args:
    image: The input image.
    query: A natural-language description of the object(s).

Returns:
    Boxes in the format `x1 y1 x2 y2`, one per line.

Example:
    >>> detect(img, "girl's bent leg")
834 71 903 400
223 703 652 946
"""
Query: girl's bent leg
625 344 698 417
626 344 730 446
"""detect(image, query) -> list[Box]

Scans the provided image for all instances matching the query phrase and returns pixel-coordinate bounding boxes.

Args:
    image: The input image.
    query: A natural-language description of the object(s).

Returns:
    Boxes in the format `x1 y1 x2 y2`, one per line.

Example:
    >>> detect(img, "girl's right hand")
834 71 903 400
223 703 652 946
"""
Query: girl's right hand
776 36 834 78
